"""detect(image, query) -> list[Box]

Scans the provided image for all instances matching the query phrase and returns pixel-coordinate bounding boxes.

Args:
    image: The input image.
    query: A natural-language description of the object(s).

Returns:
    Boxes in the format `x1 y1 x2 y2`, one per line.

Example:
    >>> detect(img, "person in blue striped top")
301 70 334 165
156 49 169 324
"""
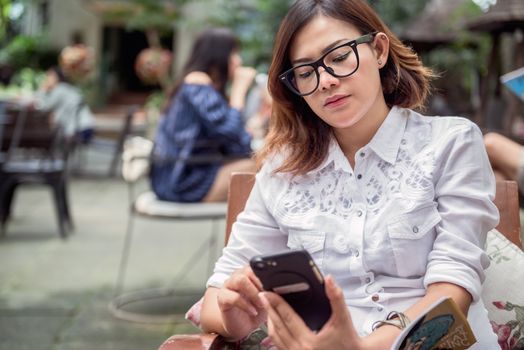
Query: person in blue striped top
151 28 257 203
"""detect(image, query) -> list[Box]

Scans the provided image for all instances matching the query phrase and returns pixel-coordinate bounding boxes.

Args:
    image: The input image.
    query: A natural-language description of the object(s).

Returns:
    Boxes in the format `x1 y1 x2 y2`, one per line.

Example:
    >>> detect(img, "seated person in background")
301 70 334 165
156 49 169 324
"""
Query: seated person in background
150 27 257 203
245 73 272 150
484 132 524 192
36 66 94 143
198 0 500 348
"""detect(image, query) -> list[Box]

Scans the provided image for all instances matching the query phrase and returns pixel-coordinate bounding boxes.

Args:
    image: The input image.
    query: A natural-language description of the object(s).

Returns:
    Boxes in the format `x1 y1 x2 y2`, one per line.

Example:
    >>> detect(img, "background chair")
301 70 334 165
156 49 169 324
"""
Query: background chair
72 105 140 177
157 176 523 350
109 136 229 323
0 103 74 238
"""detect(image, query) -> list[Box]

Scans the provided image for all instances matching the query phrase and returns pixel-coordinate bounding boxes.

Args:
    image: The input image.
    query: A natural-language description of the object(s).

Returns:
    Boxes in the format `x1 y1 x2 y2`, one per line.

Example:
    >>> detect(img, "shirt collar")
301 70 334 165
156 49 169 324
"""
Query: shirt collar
306 106 408 175
368 106 408 164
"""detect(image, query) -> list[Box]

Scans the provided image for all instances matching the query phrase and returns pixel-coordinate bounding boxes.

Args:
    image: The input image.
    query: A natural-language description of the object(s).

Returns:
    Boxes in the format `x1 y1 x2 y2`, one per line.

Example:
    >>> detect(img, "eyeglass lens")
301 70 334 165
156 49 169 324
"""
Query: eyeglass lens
288 44 358 95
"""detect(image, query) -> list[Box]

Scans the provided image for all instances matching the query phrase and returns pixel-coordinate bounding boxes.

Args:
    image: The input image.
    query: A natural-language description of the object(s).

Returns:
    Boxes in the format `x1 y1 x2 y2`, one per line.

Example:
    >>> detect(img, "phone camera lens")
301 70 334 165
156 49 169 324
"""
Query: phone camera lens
254 261 266 270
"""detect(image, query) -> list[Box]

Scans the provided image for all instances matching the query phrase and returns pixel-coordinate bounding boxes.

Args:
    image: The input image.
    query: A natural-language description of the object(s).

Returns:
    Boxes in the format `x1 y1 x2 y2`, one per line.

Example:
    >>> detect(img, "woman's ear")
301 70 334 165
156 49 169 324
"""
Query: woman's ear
373 33 389 68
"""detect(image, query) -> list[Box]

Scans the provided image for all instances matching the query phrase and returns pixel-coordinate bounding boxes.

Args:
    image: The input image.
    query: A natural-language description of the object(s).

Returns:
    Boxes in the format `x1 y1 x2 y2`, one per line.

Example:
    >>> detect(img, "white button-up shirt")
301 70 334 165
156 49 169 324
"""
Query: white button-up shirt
207 106 500 347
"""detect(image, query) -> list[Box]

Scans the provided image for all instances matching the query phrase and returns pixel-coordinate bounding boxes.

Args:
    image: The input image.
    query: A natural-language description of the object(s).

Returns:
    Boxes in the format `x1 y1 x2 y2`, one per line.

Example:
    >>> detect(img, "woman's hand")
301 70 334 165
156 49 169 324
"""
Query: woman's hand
216 266 267 340
230 66 257 110
260 275 363 350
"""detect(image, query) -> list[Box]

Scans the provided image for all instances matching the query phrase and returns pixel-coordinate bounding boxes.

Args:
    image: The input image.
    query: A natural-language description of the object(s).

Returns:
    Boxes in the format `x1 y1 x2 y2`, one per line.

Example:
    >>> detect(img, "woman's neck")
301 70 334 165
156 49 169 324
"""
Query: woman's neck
334 101 390 168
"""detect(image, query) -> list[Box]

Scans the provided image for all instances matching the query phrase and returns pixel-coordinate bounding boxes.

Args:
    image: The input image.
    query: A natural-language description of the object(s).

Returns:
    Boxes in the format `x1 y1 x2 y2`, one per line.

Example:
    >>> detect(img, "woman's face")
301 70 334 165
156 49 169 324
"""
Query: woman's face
288 14 387 130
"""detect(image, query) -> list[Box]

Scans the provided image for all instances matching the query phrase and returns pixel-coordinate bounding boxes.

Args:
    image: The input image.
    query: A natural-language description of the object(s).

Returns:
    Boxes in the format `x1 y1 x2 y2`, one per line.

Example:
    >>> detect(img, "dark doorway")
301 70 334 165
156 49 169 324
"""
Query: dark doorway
101 26 174 93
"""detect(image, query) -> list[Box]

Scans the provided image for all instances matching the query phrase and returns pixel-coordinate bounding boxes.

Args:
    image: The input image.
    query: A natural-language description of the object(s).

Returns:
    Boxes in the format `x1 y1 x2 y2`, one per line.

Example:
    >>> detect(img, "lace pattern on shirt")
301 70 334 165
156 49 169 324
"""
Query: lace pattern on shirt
277 136 436 220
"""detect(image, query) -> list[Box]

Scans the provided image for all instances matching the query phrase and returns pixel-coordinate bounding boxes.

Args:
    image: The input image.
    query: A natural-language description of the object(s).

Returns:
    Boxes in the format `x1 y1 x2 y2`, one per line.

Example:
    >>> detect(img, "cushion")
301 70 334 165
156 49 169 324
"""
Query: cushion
135 191 227 218
482 229 524 350
122 136 153 182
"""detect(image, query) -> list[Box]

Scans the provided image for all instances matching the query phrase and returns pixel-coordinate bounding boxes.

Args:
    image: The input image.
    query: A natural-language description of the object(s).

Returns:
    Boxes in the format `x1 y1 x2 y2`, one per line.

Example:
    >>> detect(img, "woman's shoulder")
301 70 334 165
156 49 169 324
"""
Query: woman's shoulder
184 71 213 85
405 108 481 138
179 80 220 101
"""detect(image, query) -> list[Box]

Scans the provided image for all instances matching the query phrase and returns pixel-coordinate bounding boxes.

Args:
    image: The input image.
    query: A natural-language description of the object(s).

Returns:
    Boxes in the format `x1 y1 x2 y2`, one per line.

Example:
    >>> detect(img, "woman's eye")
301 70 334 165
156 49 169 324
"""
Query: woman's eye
332 52 350 63
295 69 313 80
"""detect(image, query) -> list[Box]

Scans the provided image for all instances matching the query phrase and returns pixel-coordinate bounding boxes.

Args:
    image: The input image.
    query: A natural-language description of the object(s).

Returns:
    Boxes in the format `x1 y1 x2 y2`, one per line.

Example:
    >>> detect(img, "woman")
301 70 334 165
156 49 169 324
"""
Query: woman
150 27 257 203
37 66 94 143
199 1 500 348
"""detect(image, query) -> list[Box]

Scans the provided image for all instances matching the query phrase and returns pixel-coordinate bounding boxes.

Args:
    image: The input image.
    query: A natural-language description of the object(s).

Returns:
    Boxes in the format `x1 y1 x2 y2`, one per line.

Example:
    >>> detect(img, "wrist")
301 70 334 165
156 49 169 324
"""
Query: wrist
230 93 246 111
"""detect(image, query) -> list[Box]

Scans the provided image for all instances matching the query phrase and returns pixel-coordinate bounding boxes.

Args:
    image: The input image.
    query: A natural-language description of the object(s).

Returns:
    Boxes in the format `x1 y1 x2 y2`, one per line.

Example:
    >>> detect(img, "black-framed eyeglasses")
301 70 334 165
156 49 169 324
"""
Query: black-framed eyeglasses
279 32 378 96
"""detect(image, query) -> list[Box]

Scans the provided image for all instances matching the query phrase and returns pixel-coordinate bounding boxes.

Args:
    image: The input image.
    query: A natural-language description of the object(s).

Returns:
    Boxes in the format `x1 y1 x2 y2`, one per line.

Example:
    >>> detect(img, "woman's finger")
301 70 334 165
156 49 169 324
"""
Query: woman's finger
324 275 352 326
261 292 295 349
266 316 287 350
260 292 312 345
218 288 259 317
224 269 264 309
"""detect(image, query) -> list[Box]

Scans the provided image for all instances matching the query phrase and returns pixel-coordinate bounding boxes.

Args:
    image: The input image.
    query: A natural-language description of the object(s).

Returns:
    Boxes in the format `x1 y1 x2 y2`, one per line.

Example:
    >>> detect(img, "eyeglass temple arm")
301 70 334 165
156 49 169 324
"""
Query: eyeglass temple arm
355 32 378 44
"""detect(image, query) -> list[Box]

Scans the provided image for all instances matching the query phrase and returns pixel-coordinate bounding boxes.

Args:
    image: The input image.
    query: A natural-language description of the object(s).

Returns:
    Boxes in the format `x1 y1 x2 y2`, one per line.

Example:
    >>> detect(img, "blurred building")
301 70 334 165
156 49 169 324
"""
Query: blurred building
20 0 212 103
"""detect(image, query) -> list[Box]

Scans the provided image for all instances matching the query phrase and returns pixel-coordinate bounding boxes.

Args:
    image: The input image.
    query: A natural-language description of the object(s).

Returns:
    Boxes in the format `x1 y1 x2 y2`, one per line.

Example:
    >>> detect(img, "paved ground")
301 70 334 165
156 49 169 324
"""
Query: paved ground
0 150 225 350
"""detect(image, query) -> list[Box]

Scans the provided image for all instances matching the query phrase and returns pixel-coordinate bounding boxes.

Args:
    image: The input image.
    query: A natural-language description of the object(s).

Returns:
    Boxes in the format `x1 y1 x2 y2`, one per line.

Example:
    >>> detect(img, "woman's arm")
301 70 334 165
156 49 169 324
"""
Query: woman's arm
364 121 498 348
360 282 471 349
199 173 287 340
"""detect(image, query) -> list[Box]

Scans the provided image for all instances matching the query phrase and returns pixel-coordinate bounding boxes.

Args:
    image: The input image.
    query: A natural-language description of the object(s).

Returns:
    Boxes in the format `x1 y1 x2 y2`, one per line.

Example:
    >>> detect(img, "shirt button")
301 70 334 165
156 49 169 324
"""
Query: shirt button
360 152 365 157
353 249 360 257
357 174 362 180
377 307 384 312
401 139 407 145
349 173 353 177
334 235 350 254
372 294 380 302
412 226 419 233
357 210 363 217
365 277 371 284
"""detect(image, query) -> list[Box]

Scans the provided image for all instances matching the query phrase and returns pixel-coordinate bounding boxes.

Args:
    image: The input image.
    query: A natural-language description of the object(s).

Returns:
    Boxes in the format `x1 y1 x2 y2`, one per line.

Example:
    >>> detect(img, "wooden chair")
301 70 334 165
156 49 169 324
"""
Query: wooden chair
0 104 74 238
158 175 522 350
109 136 228 323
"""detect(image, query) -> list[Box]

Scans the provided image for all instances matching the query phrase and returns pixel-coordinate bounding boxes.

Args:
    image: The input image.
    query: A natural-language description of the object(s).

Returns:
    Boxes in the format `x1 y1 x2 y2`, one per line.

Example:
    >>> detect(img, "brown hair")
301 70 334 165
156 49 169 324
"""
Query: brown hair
257 0 434 175
163 27 240 112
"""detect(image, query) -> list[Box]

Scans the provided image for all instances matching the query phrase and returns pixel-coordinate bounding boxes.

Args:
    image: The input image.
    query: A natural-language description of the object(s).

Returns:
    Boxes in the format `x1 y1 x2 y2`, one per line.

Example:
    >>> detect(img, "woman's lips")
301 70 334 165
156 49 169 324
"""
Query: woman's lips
324 95 350 108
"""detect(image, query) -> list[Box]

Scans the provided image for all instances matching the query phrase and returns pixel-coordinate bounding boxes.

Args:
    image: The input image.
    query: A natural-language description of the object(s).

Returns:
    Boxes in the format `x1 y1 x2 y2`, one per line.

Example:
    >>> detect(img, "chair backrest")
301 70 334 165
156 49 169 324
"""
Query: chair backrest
1 104 66 162
226 173 522 248
493 180 522 247
225 172 256 245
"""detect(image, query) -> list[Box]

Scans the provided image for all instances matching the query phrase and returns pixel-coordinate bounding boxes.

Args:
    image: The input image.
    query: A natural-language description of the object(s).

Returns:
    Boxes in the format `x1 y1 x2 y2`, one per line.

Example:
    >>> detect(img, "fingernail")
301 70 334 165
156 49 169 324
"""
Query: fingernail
248 306 258 317
259 292 269 307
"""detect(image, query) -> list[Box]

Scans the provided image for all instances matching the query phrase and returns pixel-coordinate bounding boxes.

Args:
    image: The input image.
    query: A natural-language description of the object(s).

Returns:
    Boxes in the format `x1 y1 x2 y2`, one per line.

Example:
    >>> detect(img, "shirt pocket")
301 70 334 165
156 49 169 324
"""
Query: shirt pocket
287 230 326 269
387 204 441 277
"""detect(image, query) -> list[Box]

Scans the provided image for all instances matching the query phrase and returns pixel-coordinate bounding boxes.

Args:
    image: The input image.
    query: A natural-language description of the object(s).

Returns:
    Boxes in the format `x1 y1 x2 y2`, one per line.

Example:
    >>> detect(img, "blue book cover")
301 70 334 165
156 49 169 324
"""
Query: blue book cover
501 67 524 101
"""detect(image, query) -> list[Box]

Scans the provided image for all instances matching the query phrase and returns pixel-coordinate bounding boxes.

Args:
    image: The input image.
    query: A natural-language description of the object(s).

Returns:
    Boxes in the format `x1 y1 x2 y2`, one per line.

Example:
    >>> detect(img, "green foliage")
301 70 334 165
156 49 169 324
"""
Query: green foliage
10 66 45 90
206 0 293 71
369 0 429 34
0 34 59 71
101 0 190 34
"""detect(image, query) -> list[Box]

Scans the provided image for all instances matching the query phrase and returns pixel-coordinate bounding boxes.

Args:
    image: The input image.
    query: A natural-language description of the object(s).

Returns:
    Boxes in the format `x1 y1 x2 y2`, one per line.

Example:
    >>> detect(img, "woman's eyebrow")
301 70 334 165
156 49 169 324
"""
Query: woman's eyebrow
291 38 350 65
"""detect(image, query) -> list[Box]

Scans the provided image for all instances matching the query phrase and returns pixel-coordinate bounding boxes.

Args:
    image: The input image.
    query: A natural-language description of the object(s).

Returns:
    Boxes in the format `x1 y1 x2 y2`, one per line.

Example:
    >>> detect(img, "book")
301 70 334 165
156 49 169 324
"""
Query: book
391 296 476 350
500 66 524 102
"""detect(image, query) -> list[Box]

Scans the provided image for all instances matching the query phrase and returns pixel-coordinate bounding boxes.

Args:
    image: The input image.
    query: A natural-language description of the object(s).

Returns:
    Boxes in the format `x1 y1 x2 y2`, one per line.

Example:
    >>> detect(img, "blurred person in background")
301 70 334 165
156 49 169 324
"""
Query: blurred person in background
484 131 524 194
36 66 94 143
245 73 272 150
150 27 257 203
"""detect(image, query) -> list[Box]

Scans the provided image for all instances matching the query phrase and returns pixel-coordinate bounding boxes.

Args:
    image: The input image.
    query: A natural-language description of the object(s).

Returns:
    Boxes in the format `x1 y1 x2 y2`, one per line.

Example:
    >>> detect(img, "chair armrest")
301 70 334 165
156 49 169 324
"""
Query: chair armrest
158 333 226 350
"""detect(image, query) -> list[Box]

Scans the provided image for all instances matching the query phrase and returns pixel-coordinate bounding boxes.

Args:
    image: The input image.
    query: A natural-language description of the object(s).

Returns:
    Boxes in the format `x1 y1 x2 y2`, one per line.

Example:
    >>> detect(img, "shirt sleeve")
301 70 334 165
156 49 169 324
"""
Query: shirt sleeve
423 120 500 302
206 168 288 288
35 89 60 112
186 85 252 148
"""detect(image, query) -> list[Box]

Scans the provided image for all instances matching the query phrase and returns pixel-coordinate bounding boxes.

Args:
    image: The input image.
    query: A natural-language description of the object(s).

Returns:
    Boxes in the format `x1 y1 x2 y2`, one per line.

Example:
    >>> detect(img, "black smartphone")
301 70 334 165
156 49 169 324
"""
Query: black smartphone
250 249 332 331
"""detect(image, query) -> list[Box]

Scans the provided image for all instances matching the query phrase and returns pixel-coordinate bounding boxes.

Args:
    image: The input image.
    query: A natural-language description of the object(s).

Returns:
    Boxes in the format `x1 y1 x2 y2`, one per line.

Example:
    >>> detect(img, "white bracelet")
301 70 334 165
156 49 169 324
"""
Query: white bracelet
372 311 411 331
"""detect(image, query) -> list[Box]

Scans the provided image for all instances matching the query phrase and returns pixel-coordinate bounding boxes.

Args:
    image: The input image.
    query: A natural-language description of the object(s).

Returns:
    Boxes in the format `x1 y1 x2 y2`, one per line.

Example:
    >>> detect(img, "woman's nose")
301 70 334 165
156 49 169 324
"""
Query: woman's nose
318 66 339 92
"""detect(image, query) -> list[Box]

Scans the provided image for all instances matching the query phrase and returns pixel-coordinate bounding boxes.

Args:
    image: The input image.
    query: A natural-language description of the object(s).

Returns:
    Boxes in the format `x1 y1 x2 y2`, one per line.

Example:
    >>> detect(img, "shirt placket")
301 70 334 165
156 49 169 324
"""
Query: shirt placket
346 149 367 276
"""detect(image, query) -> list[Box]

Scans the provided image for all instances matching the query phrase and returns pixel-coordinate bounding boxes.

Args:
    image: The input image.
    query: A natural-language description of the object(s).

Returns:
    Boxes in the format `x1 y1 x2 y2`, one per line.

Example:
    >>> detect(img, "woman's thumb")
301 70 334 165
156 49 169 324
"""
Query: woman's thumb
325 275 351 324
